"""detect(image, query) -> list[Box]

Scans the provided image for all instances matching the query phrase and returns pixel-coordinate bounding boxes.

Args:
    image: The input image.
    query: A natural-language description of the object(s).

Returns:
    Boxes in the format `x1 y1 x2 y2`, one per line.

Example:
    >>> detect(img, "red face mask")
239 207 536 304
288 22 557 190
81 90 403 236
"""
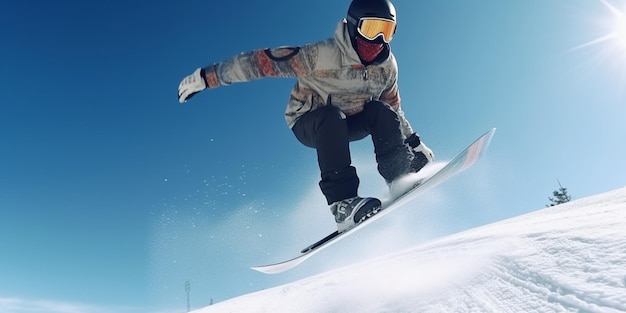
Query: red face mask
356 36 384 63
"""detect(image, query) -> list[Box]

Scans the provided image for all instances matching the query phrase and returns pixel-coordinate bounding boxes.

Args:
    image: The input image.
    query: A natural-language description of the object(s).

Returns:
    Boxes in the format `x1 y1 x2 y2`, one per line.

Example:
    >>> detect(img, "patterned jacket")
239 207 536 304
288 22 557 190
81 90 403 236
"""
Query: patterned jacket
202 19 414 137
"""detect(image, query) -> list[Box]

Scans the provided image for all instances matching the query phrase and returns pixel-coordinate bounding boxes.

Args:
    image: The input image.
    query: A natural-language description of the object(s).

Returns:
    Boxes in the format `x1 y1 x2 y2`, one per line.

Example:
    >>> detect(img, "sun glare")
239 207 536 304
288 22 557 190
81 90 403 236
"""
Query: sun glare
567 0 626 83
602 0 626 50
615 9 626 49
570 1 626 51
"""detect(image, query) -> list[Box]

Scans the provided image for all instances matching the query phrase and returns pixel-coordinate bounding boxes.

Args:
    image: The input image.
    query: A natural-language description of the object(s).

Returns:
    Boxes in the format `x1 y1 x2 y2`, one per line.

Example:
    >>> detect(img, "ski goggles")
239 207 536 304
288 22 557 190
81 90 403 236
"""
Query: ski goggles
357 17 396 43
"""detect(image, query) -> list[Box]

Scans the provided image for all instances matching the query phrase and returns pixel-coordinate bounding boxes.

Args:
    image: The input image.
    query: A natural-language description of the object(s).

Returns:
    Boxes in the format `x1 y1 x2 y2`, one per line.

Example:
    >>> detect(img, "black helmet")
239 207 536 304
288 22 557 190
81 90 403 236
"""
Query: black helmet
346 0 397 43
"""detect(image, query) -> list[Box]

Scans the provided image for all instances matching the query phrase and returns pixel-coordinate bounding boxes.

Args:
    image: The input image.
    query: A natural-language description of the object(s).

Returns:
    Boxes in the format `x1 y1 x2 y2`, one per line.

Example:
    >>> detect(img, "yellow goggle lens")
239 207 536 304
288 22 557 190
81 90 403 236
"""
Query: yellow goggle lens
357 18 396 43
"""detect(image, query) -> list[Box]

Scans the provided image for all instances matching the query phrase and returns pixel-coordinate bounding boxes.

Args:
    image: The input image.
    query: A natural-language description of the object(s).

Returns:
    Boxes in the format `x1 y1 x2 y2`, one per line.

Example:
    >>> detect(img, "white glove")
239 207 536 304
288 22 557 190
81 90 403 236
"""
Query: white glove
178 68 207 103
413 141 434 163
405 133 435 163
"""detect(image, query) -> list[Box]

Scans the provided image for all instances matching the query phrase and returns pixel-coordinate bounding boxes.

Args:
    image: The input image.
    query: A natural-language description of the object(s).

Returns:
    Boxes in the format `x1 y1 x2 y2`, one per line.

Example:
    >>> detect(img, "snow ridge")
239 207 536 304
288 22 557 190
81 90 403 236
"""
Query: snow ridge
194 187 626 313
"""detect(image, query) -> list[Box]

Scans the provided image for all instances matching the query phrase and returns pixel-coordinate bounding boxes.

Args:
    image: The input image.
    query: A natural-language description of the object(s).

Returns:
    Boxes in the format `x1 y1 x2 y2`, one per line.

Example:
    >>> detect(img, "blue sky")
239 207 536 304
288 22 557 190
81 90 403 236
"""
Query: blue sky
1 0 625 312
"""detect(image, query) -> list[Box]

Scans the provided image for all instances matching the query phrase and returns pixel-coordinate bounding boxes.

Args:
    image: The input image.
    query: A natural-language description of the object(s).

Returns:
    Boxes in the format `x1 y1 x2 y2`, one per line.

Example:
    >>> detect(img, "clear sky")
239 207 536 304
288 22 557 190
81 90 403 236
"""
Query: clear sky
1 0 625 312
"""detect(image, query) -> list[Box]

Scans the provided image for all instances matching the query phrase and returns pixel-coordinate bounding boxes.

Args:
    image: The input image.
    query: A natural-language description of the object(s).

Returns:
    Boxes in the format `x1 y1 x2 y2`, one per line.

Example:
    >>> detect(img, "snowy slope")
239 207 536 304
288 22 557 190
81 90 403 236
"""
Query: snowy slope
193 187 626 313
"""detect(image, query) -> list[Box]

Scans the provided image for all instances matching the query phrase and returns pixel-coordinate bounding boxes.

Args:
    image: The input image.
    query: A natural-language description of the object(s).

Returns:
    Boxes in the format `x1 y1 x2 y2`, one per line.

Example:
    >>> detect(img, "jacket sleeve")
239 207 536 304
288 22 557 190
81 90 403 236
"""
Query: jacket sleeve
201 46 318 89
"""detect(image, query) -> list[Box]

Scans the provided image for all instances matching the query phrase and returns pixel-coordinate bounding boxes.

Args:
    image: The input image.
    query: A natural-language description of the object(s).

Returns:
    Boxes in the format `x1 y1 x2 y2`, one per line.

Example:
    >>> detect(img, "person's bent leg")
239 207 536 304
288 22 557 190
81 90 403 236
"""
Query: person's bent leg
292 105 359 204
347 100 413 183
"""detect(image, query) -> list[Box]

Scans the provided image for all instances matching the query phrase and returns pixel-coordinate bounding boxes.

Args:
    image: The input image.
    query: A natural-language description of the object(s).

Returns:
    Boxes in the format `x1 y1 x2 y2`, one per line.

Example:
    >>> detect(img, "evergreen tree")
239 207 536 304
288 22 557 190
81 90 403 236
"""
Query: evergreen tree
547 180 571 207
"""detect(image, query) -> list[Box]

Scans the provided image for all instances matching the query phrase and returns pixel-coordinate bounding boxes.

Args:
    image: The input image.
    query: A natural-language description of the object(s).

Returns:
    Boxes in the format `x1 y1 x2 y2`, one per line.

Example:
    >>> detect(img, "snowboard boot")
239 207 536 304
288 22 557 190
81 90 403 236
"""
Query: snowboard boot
330 196 382 233
384 151 430 197
410 150 430 174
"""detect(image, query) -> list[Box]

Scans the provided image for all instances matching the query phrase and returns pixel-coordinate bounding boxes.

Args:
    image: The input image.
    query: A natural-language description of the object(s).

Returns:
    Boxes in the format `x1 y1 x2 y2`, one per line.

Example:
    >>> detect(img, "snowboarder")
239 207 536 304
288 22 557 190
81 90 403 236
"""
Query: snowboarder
177 0 434 233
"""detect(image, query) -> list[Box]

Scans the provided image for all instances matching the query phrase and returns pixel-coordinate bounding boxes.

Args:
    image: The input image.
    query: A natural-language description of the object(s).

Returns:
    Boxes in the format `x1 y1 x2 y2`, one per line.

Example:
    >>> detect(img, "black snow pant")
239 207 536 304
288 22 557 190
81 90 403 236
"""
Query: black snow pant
292 100 414 205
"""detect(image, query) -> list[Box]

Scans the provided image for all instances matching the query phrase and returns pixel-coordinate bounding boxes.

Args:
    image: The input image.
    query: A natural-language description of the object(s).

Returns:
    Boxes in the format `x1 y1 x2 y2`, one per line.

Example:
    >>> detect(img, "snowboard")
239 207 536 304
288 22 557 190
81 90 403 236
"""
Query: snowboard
251 128 496 274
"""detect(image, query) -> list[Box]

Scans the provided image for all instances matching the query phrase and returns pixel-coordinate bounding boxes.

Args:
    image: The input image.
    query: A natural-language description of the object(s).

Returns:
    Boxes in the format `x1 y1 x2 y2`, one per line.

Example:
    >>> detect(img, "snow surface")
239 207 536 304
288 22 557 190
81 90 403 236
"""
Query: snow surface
193 187 626 313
